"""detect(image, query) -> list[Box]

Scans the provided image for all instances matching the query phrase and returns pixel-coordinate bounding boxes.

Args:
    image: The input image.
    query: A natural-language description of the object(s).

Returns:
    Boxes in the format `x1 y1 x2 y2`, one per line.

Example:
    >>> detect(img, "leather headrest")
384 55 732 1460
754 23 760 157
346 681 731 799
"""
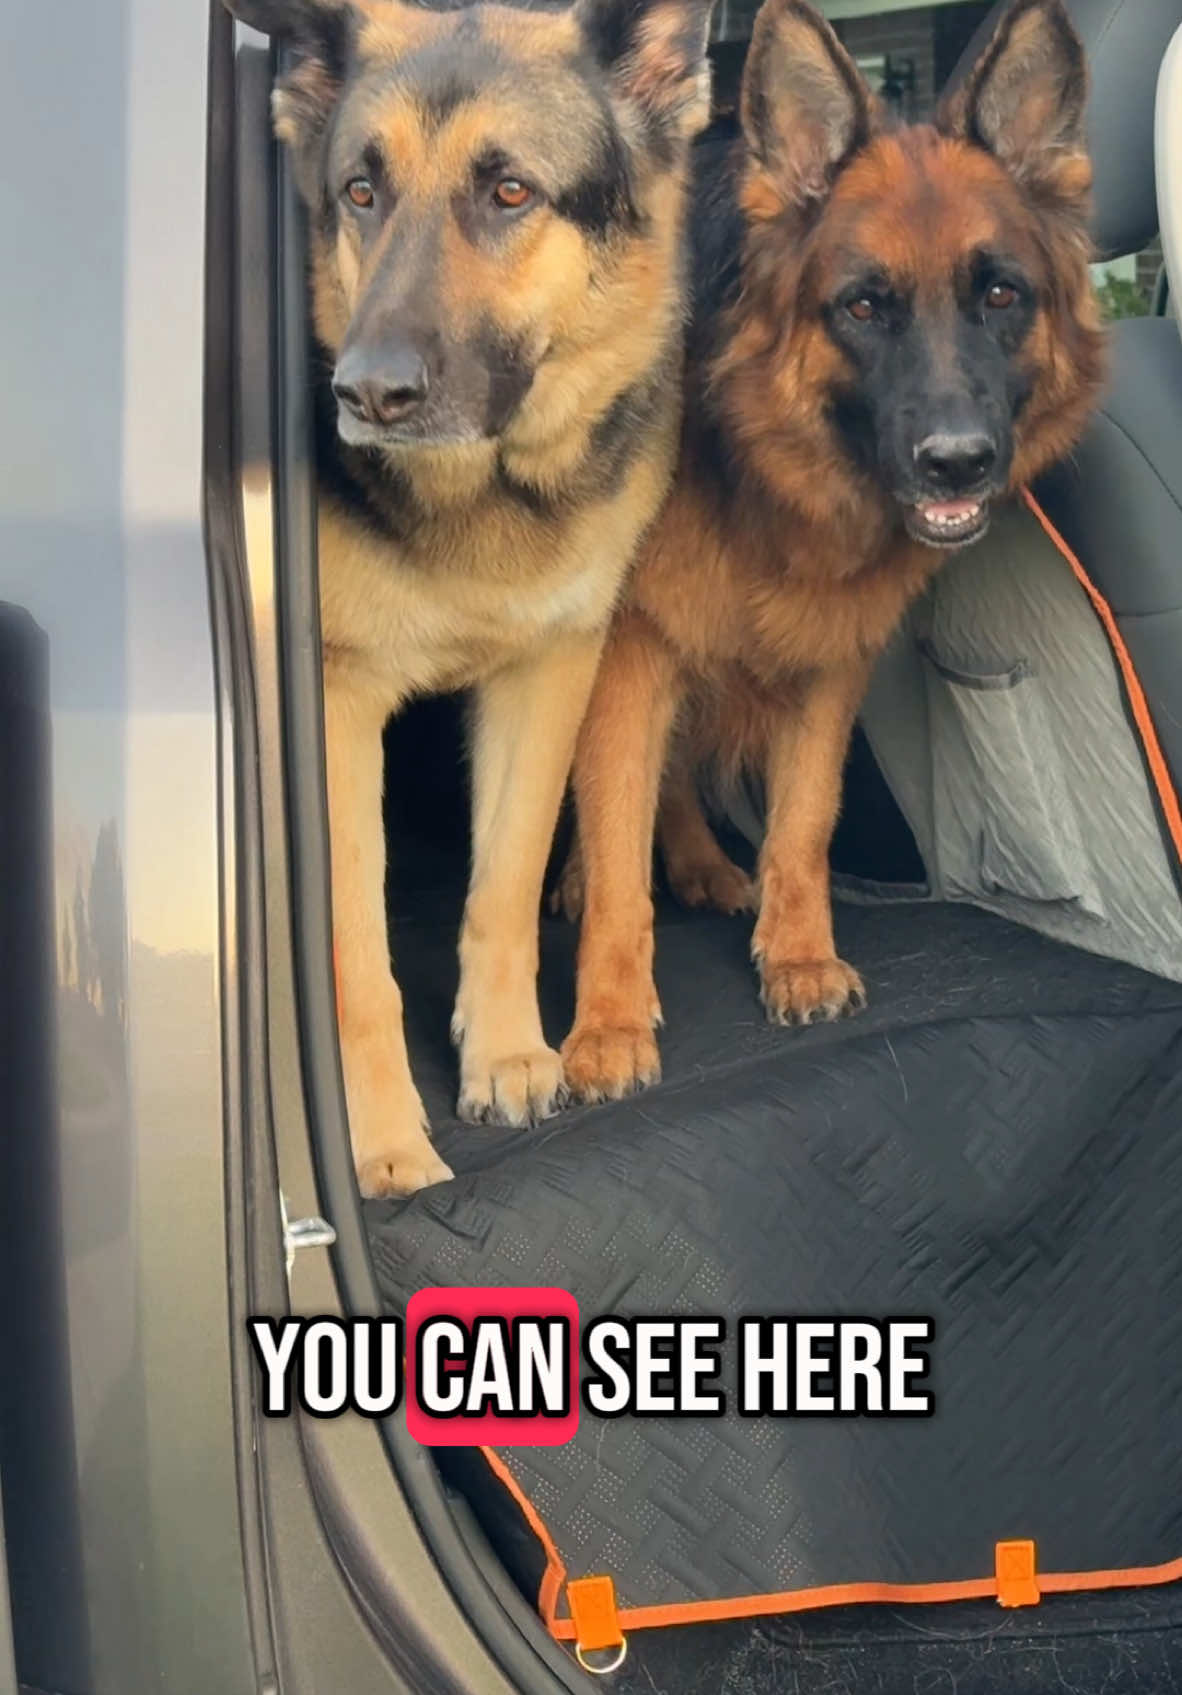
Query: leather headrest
948 0 1182 260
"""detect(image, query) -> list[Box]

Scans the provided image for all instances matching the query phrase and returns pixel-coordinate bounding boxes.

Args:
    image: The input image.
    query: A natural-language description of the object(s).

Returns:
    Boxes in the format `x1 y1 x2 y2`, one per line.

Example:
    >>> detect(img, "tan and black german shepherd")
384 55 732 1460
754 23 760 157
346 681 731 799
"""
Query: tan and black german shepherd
226 0 714 1192
561 0 1106 1100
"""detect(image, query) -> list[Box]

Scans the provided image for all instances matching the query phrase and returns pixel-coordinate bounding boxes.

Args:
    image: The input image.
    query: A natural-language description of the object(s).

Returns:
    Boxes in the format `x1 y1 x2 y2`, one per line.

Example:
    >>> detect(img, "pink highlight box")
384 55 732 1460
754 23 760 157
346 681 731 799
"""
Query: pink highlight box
405 1286 580 1446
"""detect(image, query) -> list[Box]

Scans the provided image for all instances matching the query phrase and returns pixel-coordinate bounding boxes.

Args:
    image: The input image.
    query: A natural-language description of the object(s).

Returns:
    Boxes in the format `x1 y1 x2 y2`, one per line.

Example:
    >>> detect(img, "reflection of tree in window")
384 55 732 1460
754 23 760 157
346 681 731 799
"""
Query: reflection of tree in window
88 821 126 1029
72 871 93 1005
61 901 73 991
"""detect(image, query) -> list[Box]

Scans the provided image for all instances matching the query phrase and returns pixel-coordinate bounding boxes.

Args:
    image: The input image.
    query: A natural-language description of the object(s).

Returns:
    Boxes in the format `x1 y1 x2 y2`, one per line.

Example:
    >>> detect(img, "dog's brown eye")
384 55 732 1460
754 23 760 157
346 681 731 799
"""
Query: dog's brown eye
847 297 876 323
345 177 375 209
493 178 533 211
986 282 1018 310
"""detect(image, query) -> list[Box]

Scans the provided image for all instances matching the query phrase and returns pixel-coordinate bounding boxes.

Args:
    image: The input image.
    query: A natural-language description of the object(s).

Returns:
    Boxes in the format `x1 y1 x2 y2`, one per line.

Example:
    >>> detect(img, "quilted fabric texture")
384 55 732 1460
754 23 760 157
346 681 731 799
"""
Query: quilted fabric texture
366 892 1182 1628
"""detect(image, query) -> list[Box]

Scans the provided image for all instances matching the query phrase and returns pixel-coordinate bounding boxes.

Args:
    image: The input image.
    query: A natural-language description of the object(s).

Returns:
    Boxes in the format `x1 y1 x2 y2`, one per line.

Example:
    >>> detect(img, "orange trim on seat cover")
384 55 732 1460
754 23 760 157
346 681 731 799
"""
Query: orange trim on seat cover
482 1446 1182 1638
478 1447 567 1629
542 1553 1182 1640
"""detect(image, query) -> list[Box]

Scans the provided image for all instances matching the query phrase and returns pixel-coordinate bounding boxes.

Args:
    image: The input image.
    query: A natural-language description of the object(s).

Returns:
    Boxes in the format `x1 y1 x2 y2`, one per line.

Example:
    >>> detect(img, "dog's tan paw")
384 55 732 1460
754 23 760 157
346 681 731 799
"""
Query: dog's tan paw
561 1021 661 1103
459 1046 567 1127
356 1146 454 1198
347 1066 452 1197
758 957 866 1027
666 855 757 915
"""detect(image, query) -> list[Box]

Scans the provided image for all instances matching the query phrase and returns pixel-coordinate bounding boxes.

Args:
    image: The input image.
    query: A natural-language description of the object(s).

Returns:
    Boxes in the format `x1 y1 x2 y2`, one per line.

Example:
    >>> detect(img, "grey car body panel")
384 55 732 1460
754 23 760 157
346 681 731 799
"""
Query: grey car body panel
0 0 254 1686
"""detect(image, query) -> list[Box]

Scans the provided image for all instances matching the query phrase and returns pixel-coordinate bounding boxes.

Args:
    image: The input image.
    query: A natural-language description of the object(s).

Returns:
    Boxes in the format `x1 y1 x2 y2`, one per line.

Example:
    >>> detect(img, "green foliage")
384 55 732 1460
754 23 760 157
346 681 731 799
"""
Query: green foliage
1095 275 1151 322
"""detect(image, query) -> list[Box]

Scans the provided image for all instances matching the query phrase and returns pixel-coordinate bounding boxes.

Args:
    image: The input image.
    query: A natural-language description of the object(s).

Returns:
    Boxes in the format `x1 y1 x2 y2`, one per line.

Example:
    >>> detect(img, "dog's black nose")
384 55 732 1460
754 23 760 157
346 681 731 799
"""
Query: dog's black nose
333 345 430 428
914 431 997 494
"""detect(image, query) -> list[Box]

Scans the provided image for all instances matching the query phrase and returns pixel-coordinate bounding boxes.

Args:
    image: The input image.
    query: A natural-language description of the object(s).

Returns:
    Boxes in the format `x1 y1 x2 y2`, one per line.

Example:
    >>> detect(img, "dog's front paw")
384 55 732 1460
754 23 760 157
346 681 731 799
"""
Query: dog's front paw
353 1102 453 1197
561 1021 661 1102
346 1054 453 1197
458 1046 567 1127
758 957 866 1026
356 1146 454 1198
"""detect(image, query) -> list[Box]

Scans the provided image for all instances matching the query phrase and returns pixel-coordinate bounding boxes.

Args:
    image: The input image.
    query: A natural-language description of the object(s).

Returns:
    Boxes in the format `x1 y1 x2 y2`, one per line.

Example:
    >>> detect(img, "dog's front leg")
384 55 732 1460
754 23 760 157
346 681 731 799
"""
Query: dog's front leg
753 662 870 1025
323 671 453 1196
561 612 681 1101
454 628 606 1125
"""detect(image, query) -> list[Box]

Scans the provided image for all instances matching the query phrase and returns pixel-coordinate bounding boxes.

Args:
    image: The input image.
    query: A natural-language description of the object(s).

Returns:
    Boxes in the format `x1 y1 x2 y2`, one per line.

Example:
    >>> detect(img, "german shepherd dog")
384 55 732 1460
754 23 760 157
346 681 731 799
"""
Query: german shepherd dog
561 0 1105 1100
226 0 713 1192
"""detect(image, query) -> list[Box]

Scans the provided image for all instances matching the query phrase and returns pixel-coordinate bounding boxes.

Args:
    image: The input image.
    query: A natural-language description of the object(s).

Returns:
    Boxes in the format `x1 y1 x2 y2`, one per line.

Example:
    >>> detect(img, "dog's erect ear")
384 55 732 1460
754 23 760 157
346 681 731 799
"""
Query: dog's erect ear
576 0 716 138
941 0 1089 198
740 0 875 204
223 0 355 178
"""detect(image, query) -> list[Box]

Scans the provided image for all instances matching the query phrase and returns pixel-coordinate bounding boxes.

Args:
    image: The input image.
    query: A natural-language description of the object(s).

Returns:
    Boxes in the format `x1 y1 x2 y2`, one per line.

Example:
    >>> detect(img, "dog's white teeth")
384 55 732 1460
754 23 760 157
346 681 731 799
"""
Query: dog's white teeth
917 500 981 529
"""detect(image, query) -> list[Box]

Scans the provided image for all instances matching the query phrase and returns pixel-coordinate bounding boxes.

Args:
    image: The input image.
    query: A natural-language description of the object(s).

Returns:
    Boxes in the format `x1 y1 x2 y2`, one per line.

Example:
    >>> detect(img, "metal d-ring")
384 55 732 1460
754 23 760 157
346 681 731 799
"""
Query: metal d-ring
574 1637 628 1676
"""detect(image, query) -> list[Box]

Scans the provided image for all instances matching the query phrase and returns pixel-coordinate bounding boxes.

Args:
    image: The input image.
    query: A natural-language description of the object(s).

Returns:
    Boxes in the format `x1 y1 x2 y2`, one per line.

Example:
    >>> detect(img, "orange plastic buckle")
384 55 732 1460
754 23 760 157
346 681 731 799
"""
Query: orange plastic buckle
567 1575 627 1674
996 1539 1040 1608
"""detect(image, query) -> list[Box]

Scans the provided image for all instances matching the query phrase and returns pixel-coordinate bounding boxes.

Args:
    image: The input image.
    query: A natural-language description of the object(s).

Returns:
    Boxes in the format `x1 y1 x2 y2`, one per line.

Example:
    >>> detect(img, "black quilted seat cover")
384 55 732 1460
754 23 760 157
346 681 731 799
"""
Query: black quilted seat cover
366 885 1182 1631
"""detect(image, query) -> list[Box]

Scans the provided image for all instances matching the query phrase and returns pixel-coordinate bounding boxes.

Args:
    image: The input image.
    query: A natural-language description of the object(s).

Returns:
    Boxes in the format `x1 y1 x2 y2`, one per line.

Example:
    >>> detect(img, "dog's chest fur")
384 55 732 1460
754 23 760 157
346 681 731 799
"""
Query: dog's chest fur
318 444 670 703
634 479 940 687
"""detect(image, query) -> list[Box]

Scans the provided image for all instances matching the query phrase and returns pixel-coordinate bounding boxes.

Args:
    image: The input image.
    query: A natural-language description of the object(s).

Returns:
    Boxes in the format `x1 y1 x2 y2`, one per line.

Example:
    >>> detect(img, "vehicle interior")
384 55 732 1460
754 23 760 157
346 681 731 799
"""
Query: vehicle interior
214 0 1182 1690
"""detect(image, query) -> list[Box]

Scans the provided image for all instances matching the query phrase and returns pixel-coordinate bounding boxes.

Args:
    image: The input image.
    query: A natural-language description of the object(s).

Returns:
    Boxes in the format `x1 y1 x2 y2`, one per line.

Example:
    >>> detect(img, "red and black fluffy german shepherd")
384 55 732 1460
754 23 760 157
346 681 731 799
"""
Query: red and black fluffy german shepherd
562 0 1106 1100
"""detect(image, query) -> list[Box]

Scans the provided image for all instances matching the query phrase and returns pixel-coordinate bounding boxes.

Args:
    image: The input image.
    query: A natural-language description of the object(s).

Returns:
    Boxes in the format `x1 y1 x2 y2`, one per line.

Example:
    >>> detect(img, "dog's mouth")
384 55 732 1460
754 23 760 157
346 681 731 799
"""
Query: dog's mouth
904 497 992 549
336 409 487 452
